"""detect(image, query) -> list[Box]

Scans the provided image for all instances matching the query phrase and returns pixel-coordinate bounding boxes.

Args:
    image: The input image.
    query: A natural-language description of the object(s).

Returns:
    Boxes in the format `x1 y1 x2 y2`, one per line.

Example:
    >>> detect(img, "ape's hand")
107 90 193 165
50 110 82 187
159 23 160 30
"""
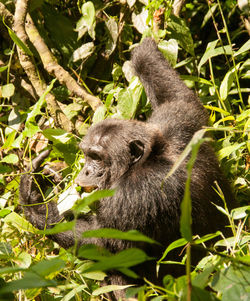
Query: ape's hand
19 150 61 230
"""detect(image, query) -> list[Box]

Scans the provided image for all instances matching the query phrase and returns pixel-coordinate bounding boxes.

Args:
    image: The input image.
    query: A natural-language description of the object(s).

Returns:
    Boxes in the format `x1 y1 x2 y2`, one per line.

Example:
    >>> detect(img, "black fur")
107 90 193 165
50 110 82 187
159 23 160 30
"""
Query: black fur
19 38 234 300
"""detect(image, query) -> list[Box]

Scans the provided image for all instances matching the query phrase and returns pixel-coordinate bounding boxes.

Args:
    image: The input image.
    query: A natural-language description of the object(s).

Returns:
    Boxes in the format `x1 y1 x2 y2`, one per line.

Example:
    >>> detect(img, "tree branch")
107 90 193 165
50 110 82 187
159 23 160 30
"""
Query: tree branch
25 15 103 111
13 0 74 132
173 0 186 17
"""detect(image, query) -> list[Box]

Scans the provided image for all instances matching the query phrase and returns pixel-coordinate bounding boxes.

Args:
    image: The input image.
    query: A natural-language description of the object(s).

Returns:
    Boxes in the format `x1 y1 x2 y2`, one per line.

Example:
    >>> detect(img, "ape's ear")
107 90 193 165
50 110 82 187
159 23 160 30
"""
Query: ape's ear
129 140 144 164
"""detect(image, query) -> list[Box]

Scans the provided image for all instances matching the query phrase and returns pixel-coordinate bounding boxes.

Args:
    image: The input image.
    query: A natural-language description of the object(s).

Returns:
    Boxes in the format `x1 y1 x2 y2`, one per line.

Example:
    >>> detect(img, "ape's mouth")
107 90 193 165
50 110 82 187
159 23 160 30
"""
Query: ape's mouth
82 185 98 193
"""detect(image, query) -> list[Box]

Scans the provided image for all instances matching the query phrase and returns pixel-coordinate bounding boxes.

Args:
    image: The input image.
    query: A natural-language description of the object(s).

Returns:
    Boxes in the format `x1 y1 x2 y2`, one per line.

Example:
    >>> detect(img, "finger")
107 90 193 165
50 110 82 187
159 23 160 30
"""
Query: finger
32 149 51 172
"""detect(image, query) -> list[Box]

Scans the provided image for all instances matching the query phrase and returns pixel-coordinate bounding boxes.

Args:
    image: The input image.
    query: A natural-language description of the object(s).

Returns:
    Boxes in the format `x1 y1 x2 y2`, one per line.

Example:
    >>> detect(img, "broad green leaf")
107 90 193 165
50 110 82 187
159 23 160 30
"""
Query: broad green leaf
42 128 71 144
1 83 15 98
158 238 187 263
92 105 107 124
82 228 158 244
231 206 250 220
198 41 233 72
234 39 250 57
73 189 115 214
31 258 66 276
218 142 245 160
0 242 12 256
60 284 87 301
158 39 178 67
0 65 8 72
26 79 56 124
6 108 21 136
83 248 151 273
132 8 148 34
92 285 133 296
15 252 32 269
211 265 250 301
1 154 19 164
193 265 216 289
2 131 16 150
0 272 56 294
0 266 24 275
117 77 143 119
105 18 118 56
72 42 95 62
78 244 111 260
76 2 96 39
219 63 241 101
167 15 194 56
215 235 250 248
0 192 11 208
38 221 75 235
78 262 106 280
4 212 37 233
0 209 11 218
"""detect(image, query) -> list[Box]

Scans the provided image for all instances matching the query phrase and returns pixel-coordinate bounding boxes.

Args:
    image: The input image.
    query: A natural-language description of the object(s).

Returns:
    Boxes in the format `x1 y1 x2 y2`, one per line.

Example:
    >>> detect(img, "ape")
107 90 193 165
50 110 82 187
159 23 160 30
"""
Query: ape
20 38 234 299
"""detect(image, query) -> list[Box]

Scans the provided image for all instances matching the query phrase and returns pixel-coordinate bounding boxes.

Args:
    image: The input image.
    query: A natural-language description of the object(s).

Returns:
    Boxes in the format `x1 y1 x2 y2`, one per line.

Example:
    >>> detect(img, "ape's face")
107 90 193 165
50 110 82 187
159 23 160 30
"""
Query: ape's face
75 119 146 191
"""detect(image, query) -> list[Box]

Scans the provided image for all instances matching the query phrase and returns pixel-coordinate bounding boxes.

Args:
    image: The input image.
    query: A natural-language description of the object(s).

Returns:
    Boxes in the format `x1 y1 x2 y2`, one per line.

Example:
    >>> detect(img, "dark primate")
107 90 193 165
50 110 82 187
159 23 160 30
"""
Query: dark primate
20 38 234 299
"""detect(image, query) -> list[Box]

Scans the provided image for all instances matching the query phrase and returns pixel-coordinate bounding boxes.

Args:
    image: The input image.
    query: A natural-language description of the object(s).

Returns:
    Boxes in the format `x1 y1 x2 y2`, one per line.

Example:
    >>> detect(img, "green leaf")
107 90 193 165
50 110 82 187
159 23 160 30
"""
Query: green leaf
231 206 250 220
158 39 178 67
78 244 111 260
201 4 218 28
0 192 11 208
3 19 33 56
77 262 106 280
0 65 8 72
83 248 151 273
105 18 118 56
0 272 56 294
167 15 194 56
73 189 115 214
194 232 221 244
234 39 250 57
1 83 15 98
42 128 71 144
92 105 107 124
1 154 19 164
38 221 75 235
0 209 11 218
76 1 96 39
158 238 187 263
198 41 233 72
92 284 133 296
4 212 38 233
218 142 245 160
219 63 241 101
117 77 143 119
31 258 66 276
82 228 158 244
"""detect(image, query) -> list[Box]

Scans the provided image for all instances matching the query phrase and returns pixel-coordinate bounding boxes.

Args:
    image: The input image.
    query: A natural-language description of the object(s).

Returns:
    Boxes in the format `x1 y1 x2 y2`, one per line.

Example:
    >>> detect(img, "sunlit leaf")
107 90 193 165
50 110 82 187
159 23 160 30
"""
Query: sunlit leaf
1 83 15 98
83 228 158 244
92 284 133 296
1 154 19 164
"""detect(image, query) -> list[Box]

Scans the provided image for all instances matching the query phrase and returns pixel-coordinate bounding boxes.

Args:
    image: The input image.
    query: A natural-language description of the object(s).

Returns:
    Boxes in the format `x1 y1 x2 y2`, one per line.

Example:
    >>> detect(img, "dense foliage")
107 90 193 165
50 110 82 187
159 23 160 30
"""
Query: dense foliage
0 0 249 300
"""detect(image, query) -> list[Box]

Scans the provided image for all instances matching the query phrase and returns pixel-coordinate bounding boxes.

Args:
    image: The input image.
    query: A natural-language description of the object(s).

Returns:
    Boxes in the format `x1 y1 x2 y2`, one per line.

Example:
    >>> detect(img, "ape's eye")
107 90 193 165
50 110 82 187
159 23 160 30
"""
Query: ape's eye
89 152 101 161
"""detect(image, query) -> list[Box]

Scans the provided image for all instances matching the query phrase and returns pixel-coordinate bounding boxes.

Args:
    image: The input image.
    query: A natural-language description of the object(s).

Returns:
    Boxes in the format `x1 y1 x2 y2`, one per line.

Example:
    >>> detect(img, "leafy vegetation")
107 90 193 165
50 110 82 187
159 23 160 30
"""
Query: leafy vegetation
0 0 249 300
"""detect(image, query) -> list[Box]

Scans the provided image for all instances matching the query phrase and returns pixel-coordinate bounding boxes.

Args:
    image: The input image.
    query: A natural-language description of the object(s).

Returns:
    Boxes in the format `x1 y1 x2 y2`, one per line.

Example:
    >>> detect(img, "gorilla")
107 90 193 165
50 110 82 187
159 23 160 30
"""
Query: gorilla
19 38 234 299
